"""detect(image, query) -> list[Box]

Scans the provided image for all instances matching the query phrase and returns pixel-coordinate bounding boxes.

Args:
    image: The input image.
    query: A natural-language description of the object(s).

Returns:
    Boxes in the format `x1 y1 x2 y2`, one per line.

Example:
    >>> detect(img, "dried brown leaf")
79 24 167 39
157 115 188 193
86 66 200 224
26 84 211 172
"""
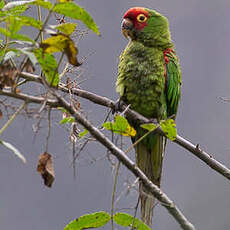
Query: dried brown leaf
65 39 81 66
74 101 81 111
0 61 18 89
37 152 55 188
24 59 35 73
0 109 2 119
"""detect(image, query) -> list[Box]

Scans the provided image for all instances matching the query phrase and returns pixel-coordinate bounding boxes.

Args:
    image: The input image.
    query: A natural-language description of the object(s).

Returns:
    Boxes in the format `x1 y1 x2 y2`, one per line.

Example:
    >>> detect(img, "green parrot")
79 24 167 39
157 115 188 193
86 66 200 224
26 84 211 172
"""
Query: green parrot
116 7 181 226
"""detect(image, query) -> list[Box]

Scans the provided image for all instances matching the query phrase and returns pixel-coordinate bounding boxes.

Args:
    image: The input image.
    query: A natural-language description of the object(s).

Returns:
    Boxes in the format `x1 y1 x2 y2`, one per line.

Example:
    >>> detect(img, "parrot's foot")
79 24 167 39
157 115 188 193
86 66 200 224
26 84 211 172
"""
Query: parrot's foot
113 98 125 114
148 118 158 124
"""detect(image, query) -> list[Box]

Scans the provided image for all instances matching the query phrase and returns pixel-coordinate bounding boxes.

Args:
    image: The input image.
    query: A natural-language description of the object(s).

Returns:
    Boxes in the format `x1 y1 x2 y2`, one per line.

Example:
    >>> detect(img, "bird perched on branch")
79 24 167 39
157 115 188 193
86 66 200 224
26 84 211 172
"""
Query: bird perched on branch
116 7 181 227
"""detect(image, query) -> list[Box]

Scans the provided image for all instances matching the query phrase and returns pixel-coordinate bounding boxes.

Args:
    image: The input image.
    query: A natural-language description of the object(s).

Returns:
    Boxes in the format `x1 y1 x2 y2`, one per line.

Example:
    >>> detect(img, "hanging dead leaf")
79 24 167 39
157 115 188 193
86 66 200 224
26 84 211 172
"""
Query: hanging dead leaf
0 109 2 119
40 33 81 66
74 100 81 111
0 60 18 89
65 38 81 66
37 152 55 188
24 58 35 73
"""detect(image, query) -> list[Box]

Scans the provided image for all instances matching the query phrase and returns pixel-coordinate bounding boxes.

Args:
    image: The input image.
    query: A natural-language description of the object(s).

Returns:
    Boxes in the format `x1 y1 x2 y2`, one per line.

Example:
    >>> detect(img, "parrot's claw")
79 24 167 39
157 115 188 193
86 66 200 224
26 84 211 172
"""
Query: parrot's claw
113 98 125 114
148 118 158 124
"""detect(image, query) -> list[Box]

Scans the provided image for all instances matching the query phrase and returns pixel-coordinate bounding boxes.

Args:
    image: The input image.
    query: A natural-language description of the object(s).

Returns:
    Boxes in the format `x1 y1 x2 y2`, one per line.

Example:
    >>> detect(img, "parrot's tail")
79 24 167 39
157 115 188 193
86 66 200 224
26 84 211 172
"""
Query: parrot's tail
135 133 166 227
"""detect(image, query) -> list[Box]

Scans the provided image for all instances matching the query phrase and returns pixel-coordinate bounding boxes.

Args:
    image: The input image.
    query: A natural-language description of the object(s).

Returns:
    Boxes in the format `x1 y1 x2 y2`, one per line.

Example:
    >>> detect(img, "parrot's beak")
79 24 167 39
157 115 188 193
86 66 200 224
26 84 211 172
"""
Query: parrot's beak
121 18 134 39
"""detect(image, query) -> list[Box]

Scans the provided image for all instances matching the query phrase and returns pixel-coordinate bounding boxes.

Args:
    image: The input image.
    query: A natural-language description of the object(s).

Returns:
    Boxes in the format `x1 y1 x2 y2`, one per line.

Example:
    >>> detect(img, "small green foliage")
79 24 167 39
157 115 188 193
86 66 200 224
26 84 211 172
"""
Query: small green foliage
32 0 52 10
0 27 33 42
160 119 177 141
15 15 42 29
0 139 26 163
33 48 59 87
63 211 152 230
103 115 136 137
113 213 151 230
64 212 111 230
53 2 100 35
2 0 31 11
79 129 88 138
10 32 33 42
140 123 158 131
57 107 68 113
59 117 75 124
0 0 4 9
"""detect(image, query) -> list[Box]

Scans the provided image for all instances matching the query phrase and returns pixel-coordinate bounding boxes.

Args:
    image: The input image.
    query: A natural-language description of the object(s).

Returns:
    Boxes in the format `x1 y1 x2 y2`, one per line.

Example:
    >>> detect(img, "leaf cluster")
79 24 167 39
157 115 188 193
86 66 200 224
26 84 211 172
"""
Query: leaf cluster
0 0 100 87
64 211 151 230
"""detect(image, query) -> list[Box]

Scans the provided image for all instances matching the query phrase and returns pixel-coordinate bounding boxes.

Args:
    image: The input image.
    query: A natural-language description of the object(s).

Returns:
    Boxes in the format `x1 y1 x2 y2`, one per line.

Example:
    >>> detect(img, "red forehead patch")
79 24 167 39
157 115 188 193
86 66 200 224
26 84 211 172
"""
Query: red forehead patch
123 7 149 19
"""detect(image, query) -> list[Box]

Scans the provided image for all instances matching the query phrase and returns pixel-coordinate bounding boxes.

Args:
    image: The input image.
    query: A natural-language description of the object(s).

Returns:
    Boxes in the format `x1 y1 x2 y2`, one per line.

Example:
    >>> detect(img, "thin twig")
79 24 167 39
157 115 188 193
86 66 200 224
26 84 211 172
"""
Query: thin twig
131 197 140 230
111 161 121 230
37 5 44 42
0 101 26 136
45 107 51 152
111 135 123 230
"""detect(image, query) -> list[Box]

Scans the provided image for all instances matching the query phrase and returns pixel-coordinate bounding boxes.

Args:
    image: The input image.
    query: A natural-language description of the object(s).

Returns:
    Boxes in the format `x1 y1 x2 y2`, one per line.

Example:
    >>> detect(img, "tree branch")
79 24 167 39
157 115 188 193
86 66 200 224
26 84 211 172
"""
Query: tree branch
52 89 196 230
0 89 59 107
18 71 230 181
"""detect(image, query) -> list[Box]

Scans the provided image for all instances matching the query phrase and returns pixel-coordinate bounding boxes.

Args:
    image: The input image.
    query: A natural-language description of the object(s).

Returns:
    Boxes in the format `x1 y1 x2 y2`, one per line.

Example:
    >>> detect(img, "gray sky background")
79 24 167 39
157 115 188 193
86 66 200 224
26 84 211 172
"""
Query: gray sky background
1 0 230 230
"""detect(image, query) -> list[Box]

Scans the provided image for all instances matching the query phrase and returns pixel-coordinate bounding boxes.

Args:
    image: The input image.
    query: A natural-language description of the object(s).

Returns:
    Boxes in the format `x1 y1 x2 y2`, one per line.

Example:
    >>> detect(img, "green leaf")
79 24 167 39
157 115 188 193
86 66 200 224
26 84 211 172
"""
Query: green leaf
79 129 88 138
52 22 77 35
0 27 11 37
10 33 33 42
140 123 158 131
8 16 23 34
0 49 5 62
9 5 28 15
0 27 33 42
64 211 111 230
0 0 5 9
32 0 52 10
160 119 177 141
103 115 136 137
15 15 42 29
2 0 34 11
33 48 59 87
57 107 68 113
59 117 75 124
113 213 151 230
53 2 100 35
0 139 26 163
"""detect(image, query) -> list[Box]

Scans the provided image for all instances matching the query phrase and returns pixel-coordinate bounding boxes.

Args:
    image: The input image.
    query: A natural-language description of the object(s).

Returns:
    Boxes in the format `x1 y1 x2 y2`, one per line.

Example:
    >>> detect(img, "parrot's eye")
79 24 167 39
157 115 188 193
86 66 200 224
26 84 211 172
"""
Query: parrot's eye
136 14 147 22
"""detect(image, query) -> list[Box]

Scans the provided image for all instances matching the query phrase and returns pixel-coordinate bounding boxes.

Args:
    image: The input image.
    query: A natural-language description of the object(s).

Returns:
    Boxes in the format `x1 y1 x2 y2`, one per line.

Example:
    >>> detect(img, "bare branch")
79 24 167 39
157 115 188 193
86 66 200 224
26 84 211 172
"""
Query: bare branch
18 71 230 181
0 89 59 107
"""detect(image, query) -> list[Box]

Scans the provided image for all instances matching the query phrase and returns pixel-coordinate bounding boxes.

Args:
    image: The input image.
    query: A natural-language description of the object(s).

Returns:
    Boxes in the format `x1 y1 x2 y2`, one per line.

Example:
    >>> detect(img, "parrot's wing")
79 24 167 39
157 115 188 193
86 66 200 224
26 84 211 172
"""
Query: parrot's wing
164 48 181 117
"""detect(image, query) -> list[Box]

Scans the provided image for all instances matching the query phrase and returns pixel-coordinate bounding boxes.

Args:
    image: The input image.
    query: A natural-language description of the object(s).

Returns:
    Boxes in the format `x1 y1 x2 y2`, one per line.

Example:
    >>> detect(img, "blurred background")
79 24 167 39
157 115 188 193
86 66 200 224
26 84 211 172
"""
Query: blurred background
1 0 230 229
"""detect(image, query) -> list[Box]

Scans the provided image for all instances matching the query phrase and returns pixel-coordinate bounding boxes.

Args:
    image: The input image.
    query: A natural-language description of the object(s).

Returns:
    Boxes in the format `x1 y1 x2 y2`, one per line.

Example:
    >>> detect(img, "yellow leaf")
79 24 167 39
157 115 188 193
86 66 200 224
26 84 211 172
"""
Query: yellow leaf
54 22 77 35
40 33 81 66
58 0 72 2
40 34 69 53
124 124 136 137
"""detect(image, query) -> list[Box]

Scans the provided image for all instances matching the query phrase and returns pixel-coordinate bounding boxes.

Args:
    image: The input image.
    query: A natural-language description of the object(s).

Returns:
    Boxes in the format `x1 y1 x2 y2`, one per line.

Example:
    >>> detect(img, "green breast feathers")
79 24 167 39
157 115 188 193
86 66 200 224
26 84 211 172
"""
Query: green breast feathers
116 41 168 119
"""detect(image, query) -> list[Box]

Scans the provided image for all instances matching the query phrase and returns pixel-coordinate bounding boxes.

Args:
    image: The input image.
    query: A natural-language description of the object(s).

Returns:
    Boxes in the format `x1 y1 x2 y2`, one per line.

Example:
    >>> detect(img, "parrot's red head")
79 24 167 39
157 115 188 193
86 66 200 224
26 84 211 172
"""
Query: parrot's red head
121 7 172 47
123 7 149 31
